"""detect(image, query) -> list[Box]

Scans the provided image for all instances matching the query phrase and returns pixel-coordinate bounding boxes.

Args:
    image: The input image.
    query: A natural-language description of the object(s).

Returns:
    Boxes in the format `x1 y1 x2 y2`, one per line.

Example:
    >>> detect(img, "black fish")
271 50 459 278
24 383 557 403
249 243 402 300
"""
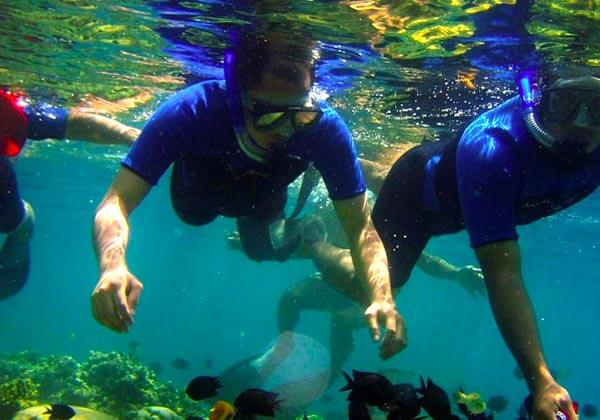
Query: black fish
234 388 281 417
582 404 598 417
348 401 372 419
43 404 76 419
385 383 421 419
340 370 396 407
186 376 222 401
172 357 190 370
416 376 459 420
487 395 508 413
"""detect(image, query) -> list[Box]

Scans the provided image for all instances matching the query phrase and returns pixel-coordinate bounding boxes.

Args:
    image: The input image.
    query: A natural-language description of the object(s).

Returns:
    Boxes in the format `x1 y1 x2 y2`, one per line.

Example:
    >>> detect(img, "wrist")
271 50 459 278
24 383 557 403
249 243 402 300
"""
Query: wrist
529 367 554 394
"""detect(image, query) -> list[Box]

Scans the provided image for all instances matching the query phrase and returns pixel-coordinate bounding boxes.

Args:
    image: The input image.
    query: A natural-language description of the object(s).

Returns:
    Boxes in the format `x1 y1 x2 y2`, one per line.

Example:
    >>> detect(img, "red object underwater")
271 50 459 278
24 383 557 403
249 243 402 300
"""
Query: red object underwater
0 90 27 157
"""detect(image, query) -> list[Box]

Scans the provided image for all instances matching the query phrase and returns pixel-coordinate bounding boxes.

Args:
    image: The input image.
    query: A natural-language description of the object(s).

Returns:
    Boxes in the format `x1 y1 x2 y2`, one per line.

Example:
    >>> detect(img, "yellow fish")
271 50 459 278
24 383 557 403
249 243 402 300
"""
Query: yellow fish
456 390 487 414
209 400 236 420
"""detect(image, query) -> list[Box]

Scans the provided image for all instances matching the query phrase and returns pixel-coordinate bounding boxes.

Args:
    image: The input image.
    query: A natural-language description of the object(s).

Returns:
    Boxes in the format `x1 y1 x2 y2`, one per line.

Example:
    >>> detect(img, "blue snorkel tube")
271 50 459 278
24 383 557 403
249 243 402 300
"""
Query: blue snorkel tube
518 70 557 151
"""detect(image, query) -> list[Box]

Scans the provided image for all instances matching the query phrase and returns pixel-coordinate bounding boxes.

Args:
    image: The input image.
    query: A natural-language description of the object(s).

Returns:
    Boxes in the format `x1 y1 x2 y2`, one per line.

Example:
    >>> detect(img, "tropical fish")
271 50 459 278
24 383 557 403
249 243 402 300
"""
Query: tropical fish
172 357 190 370
486 395 508 413
416 376 460 420
43 404 76 419
455 389 486 414
340 370 396 407
209 400 236 420
348 400 371 420
582 403 598 417
385 383 421 419
234 388 282 417
186 376 223 401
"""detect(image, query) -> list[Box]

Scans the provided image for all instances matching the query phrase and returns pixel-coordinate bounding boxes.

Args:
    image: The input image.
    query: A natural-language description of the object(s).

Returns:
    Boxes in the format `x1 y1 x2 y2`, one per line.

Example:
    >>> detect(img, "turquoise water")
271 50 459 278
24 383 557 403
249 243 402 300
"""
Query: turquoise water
1 1 600 418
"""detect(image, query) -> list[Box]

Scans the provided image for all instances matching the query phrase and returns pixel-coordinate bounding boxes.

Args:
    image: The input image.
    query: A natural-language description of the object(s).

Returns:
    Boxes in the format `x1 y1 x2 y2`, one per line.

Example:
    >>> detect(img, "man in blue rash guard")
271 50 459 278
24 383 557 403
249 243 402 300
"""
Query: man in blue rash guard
306 74 600 419
90 28 405 360
0 89 139 300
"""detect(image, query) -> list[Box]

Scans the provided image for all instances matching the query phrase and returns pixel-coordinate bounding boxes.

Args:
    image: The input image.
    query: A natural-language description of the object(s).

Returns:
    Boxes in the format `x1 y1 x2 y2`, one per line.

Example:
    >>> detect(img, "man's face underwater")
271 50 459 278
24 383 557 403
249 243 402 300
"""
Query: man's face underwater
540 76 600 155
243 68 321 150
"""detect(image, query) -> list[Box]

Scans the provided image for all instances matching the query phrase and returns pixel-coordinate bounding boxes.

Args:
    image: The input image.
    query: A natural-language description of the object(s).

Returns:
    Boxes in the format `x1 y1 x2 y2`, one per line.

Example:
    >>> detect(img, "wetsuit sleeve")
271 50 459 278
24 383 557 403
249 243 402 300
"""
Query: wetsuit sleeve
25 103 69 140
456 131 521 248
122 90 197 186
310 110 366 200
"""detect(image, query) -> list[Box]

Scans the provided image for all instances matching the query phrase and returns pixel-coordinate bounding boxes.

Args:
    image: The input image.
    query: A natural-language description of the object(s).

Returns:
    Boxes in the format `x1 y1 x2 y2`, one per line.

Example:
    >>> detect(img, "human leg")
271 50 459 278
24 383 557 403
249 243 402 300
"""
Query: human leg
0 157 34 299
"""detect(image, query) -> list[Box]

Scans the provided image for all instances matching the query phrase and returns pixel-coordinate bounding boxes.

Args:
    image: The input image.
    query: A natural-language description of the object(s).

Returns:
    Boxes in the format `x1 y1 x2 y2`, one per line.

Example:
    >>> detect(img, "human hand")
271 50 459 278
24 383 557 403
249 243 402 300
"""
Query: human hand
364 301 407 360
91 266 143 333
454 265 486 298
532 382 578 420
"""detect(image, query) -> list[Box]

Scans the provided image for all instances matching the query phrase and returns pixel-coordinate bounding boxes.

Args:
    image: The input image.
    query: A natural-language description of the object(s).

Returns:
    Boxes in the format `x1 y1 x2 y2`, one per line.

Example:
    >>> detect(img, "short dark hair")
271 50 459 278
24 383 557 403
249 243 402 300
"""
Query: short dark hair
233 25 318 90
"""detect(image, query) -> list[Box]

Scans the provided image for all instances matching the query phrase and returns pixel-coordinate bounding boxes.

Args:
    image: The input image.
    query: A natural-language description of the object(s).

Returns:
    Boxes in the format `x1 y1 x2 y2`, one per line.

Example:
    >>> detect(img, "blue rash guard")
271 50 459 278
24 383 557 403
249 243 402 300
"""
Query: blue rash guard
373 96 600 287
123 80 366 202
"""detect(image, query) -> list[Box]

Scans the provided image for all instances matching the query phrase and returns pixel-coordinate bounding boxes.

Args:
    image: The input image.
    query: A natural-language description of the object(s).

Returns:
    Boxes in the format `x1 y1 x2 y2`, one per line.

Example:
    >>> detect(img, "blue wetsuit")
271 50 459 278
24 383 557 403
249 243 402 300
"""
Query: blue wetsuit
373 96 600 287
123 81 366 261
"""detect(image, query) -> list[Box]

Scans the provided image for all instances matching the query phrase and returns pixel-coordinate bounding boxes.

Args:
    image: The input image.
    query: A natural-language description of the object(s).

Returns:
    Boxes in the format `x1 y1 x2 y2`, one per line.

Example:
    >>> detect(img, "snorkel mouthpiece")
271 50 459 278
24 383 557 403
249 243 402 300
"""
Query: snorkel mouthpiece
518 70 537 111
517 70 558 152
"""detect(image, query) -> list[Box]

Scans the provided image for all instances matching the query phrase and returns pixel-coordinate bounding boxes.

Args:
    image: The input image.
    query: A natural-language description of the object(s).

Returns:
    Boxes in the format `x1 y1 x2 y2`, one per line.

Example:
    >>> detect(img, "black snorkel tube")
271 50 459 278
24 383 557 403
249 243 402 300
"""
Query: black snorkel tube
518 70 589 166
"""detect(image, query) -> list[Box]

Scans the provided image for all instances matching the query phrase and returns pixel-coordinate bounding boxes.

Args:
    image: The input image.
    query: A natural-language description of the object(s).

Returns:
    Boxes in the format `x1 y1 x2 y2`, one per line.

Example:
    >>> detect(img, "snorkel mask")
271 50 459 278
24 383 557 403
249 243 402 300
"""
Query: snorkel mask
518 71 589 166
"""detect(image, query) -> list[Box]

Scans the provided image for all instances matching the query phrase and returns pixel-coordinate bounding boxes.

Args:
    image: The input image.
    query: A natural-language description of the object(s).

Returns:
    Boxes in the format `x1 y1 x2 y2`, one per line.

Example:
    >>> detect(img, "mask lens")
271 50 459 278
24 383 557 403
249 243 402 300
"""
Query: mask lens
255 111 287 129
546 89 580 122
588 95 600 125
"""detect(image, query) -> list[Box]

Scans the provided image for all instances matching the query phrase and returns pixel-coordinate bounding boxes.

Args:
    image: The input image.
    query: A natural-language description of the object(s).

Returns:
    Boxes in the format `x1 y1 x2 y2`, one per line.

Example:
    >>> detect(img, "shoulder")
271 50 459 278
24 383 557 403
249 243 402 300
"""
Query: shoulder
458 97 522 171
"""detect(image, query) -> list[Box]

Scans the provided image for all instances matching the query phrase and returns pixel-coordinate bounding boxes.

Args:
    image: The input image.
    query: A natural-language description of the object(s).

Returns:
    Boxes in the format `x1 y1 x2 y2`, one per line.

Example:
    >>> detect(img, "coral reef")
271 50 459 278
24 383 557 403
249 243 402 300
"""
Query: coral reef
0 350 204 418
0 378 39 418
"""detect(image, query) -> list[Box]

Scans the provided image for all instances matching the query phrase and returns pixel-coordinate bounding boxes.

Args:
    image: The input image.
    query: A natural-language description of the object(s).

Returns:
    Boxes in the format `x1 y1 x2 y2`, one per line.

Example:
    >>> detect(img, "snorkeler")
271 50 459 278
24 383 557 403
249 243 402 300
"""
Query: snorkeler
90 26 404 360
0 89 139 299
307 72 600 420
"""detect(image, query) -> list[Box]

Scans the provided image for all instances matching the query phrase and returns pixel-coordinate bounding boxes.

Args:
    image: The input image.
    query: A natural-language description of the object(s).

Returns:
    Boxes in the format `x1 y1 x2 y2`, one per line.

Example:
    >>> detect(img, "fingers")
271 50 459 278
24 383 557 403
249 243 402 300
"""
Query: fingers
91 274 138 333
127 280 143 319
560 399 578 420
384 312 397 333
365 310 381 342
91 288 128 332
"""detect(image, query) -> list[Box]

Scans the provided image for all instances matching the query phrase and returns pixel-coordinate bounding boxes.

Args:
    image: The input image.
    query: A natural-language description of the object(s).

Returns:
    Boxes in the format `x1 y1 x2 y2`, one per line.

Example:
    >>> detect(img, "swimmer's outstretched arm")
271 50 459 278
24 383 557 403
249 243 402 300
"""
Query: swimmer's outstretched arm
417 252 485 297
92 167 149 333
65 110 140 145
476 240 576 420
26 103 140 146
